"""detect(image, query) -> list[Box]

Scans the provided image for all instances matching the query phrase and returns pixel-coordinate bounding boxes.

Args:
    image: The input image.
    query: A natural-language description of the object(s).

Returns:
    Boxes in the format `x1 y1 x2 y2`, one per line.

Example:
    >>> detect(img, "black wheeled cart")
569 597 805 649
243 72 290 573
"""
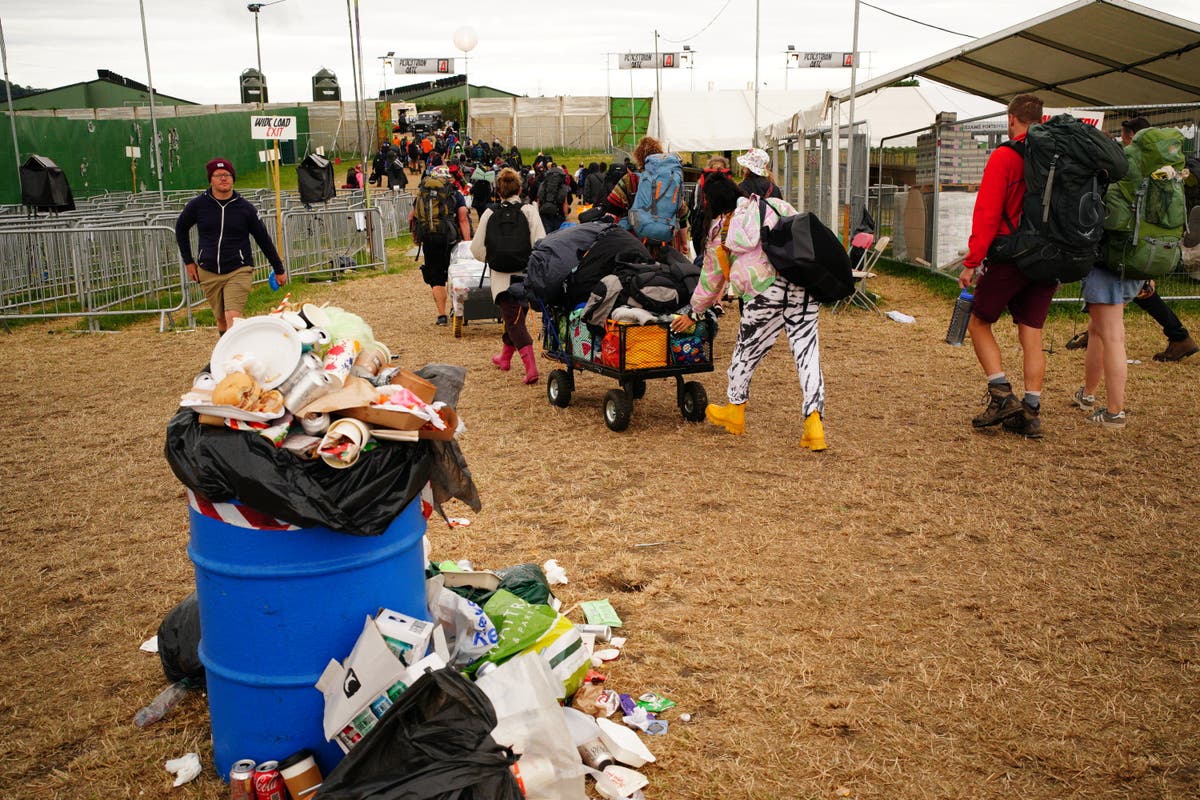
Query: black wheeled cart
540 305 717 432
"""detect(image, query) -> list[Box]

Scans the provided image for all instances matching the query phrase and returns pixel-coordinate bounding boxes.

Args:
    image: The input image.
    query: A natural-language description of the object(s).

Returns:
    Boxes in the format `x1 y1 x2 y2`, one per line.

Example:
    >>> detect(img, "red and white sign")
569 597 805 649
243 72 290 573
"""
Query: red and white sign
251 115 297 140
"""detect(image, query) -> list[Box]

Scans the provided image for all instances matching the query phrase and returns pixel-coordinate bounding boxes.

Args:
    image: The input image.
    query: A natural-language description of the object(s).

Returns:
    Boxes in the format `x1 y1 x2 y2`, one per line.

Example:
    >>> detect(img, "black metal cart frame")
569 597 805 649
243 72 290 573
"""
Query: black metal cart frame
538 305 716 432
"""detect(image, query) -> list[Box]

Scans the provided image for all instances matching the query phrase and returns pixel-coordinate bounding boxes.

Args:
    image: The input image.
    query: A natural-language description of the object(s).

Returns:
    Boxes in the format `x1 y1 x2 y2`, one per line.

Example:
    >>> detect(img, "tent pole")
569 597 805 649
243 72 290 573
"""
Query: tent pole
1 18 22 189
753 0 760 148
654 30 663 145
846 0 861 229
137 0 165 208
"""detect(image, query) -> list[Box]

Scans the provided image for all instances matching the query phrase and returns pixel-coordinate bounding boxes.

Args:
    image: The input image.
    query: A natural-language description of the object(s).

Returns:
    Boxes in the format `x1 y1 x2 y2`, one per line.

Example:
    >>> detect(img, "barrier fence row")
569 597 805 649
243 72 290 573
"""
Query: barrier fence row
1 190 414 329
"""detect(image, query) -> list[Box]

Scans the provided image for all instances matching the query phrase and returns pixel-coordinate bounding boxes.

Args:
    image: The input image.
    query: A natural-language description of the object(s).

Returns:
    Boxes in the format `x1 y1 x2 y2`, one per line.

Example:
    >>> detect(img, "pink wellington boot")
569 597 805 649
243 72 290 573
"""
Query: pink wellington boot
492 344 515 371
518 345 539 384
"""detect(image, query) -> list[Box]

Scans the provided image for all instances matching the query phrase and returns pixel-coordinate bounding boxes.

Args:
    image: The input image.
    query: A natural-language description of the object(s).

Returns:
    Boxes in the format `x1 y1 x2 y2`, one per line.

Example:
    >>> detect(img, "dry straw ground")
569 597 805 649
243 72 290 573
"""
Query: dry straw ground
0 265 1197 800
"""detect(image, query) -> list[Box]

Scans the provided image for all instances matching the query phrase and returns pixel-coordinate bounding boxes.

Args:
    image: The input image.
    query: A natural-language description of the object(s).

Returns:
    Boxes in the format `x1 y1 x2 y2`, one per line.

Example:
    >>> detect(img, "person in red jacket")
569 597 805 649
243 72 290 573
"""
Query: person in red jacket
958 94 1055 438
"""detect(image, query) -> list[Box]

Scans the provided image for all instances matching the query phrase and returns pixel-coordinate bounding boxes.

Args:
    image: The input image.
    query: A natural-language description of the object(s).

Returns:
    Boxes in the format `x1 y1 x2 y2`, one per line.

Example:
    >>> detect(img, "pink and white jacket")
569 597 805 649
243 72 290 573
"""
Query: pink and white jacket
688 195 797 314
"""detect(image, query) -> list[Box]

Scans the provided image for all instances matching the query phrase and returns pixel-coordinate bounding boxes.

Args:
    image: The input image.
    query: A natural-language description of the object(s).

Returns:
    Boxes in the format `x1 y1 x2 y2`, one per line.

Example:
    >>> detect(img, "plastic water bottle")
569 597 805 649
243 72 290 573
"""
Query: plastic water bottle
945 289 974 346
268 272 280 291
133 680 190 727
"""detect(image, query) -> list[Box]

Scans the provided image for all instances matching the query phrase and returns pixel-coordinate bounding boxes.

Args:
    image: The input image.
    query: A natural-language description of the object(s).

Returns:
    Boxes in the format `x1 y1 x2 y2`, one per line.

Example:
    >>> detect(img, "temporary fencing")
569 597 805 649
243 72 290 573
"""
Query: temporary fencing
1 188 415 329
0 225 189 331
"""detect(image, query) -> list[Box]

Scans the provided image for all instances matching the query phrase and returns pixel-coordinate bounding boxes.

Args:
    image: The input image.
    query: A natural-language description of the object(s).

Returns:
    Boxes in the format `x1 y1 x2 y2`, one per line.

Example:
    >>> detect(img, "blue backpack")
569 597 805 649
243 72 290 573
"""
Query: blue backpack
625 153 683 244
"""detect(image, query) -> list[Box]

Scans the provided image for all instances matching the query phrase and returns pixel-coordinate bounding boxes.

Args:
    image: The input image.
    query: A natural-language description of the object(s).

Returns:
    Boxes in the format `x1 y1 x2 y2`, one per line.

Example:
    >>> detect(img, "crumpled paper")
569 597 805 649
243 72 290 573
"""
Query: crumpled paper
164 752 202 787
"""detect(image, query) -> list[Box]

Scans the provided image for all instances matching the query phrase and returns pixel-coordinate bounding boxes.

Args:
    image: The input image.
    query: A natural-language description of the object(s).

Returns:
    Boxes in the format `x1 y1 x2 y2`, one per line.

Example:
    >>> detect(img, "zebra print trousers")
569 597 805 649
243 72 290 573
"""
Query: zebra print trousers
726 276 824 417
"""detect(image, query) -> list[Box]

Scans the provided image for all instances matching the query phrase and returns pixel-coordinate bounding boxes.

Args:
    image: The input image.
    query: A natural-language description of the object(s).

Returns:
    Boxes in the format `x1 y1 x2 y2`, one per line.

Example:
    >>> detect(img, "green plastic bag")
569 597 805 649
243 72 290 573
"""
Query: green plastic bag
475 590 559 670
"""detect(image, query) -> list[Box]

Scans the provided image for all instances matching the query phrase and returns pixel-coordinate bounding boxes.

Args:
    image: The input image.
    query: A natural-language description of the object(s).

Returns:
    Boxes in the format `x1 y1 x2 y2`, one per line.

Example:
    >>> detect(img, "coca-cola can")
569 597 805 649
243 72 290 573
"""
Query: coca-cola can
253 761 286 800
229 759 257 800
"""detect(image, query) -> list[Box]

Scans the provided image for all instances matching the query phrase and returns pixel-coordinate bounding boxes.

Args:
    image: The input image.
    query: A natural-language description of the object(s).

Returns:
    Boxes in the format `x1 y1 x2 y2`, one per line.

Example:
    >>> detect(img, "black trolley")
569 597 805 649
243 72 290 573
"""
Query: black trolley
539 305 717 432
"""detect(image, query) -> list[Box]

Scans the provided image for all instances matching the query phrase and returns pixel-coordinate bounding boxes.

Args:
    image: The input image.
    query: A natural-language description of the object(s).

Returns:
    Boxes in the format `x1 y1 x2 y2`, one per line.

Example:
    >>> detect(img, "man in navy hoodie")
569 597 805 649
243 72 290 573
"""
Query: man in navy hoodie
175 158 287 334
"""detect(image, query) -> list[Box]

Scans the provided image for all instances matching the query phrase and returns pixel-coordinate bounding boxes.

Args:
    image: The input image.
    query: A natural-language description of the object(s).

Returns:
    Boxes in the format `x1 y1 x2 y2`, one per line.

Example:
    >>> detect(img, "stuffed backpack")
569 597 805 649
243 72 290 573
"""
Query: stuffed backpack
988 114 1128 283
483 202 532 274
624 153 684 244
413 174 460 248
1103 126 1188 280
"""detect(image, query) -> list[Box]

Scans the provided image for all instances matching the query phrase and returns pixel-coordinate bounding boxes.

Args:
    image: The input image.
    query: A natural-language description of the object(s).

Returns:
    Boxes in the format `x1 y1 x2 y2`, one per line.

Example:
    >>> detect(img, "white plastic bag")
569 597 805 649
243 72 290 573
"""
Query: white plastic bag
425 574 499 668
476 653 588 800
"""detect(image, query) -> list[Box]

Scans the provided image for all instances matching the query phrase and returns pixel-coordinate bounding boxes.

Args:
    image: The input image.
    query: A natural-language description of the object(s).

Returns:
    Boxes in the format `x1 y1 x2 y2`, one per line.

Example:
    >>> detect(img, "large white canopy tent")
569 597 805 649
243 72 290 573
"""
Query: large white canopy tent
811 0 1200 258
827 0 1200 108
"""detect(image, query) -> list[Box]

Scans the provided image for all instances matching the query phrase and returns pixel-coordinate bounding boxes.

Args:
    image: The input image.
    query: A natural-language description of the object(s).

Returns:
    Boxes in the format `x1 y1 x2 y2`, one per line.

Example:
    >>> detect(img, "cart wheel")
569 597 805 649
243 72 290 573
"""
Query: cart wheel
547 369 572 408
680 381 708 422
603 389 633 432
452 315 464 338
624 378 647 400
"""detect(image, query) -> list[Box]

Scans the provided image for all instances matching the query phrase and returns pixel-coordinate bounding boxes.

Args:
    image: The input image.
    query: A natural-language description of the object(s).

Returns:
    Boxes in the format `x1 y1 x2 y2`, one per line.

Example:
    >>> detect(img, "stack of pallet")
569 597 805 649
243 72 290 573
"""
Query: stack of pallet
916 114 989 186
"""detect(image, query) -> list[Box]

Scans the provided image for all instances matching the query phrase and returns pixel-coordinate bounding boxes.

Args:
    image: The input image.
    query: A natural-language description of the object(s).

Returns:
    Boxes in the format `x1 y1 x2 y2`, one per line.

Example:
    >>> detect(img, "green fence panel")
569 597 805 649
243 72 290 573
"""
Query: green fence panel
609 97 651 152
0 106 310 204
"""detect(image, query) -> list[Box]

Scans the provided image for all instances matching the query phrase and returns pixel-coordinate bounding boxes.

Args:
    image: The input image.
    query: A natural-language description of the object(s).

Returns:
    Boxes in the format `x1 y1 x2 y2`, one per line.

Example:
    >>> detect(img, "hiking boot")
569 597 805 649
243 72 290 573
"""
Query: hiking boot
1184 205 1200 248
1065 331 1089 350
705 402 745 435
1072 386 1096 411
972 382 1022 428
1085 407 1126 429
1153 336 1199 362
1002 400 1043 439
801 410 827 451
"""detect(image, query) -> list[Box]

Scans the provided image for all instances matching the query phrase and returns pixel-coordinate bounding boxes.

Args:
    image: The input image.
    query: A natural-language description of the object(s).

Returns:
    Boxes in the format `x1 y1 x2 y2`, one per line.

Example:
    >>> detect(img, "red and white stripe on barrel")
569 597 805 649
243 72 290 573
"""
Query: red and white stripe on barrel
187 490 299 531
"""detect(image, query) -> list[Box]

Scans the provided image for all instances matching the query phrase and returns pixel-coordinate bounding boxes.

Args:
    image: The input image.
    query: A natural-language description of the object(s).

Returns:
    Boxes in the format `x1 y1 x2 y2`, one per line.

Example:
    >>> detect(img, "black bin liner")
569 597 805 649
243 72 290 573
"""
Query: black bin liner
21 155 76 212
318 667 522 800
164 409 433 537
298 153 337 205
158 592 204 685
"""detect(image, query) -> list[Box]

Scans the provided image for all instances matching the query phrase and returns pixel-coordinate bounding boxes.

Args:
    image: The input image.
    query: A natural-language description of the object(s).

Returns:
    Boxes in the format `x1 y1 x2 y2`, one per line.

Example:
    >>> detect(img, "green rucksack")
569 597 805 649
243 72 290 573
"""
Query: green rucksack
413 175 459 248
1103 127 1187 280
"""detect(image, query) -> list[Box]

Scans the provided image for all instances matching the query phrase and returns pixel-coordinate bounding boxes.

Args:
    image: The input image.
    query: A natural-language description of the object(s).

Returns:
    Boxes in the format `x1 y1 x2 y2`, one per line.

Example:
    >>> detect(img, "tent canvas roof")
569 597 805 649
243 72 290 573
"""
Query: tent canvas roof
830 0 1200 107
647 90 826 152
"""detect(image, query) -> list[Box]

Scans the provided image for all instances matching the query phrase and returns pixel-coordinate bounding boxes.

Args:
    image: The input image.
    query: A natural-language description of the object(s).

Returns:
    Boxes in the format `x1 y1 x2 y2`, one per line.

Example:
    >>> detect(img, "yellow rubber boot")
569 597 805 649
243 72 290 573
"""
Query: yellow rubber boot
801 410 827 451
705 402 746 435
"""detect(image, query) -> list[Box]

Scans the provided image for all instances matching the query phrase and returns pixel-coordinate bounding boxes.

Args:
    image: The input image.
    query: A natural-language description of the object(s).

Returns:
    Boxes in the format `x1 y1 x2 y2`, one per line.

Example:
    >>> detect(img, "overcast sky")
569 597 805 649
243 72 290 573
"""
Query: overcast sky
2 0 1197 105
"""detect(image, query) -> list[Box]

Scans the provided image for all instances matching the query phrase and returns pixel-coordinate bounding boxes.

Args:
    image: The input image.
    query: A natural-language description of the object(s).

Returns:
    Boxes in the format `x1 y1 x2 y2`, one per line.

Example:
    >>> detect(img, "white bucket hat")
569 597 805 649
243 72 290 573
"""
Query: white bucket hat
737 148 770 177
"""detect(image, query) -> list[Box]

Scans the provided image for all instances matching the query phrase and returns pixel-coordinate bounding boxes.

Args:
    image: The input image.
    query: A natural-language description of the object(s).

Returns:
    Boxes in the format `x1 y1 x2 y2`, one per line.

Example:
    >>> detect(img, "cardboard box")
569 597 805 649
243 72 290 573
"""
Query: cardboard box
340 404 458 440
374 608 436 667
315 614 446 753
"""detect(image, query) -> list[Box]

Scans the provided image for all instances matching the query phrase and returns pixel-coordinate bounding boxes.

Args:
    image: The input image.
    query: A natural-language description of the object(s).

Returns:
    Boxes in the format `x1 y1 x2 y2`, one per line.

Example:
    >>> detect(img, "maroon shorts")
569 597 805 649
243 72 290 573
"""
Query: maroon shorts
971 261 1057 328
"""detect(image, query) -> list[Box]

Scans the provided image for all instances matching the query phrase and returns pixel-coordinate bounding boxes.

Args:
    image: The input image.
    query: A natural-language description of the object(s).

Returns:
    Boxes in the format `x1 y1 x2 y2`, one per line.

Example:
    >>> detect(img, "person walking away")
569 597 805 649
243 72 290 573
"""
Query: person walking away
671 171 828 450
958 94 1056 439
537 164 569 232
1065 116 1198 361
470 168 546 384
603 136 690 256
386 148 408 192
410 165 471 325
736 148 782 199
690 156 735 264
583 163 606 207
175 158 287 335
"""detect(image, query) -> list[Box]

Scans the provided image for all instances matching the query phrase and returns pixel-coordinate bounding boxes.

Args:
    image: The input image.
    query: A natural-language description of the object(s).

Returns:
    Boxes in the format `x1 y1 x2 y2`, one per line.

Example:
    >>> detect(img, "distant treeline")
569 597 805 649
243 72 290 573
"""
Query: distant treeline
1 80 43 100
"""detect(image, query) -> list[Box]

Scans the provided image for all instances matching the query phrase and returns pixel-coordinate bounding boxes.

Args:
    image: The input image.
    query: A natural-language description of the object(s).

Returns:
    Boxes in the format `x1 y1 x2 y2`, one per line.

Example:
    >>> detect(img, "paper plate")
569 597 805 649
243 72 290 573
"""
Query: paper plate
210 316 302 389
180 401 286 423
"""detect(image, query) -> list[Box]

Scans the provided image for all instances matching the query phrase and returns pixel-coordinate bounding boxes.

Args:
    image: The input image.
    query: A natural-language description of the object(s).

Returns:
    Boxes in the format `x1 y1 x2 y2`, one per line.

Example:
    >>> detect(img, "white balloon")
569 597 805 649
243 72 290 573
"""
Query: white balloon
453 25 478 52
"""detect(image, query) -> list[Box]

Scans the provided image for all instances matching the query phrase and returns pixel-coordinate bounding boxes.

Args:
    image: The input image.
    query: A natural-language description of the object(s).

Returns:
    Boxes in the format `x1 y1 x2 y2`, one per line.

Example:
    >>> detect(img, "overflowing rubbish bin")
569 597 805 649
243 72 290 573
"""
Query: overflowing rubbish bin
189 495 428 777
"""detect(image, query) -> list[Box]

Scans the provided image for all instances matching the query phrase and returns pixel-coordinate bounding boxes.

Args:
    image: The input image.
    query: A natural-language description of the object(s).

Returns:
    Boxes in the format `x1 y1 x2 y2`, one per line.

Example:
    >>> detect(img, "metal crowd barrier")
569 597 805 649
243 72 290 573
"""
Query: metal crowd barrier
281 206 387 281
0 225 189 331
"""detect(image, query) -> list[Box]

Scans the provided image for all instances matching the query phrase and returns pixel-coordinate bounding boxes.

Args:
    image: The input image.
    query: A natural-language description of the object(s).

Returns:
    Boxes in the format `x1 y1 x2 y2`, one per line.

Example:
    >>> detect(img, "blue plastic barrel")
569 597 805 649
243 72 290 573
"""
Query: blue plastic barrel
188 497 428 779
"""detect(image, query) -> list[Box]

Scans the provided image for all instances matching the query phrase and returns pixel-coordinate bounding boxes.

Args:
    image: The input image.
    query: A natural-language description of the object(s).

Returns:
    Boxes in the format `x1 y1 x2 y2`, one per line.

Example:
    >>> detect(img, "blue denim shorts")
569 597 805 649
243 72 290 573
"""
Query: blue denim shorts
1081 266 1144 305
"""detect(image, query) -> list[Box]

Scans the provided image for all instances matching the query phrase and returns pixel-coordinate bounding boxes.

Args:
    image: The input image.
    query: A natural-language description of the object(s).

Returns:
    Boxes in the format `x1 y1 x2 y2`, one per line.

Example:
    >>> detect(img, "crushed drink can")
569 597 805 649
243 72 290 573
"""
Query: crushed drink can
253 761 286 800
576 624 612 642
229 759 256 800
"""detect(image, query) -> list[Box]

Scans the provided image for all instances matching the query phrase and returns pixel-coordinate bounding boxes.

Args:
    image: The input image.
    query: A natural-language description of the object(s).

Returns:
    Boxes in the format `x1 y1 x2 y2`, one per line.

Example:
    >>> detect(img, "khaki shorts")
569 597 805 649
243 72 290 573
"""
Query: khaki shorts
198 266 253 322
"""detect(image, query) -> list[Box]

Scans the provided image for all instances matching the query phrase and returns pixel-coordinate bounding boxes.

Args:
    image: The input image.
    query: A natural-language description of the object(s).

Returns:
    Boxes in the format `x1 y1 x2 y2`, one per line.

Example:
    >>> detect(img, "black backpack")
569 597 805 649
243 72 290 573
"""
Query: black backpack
614 251 699 314
988 114 1128 283
538 169 568 210
604 163 628 195
758 200 854 304
483 202 532 274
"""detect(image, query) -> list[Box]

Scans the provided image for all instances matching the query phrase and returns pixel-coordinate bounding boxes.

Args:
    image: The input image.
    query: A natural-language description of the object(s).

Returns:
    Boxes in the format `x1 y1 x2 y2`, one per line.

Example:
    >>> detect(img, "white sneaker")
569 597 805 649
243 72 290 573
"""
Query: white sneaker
1072 387 1096 411
1085 407 1126 428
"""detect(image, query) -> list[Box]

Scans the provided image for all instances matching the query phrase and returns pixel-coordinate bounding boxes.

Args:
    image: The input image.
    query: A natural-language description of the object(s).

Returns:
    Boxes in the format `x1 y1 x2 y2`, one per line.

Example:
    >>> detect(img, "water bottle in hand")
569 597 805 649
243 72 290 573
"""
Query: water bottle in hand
945 289 974 346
